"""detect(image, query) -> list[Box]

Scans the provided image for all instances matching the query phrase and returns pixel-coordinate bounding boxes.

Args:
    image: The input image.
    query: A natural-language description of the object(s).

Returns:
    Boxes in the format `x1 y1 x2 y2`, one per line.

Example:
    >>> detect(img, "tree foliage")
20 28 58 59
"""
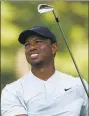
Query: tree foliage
1 1 88 88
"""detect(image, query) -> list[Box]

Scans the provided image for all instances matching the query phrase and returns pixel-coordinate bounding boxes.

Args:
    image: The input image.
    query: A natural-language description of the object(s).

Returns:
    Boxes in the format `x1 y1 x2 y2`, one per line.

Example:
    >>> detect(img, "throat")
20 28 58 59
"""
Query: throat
31 65 55 81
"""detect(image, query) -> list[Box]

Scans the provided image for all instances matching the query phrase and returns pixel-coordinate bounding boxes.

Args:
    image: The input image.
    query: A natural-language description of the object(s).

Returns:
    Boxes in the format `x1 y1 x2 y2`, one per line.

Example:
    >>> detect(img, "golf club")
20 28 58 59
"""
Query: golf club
37 4 89 98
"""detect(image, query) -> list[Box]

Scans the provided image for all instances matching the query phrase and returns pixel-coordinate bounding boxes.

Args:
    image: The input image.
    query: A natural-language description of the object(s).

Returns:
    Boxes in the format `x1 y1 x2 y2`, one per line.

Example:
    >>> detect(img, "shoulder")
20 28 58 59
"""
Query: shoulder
1 73 30 95
1 75 28 116
56 70 88 87
55 70 88 97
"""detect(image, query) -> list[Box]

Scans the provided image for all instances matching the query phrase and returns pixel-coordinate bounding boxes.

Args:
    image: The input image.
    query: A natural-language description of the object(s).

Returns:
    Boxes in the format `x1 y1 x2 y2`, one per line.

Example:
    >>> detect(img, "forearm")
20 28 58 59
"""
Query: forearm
16 114 27 116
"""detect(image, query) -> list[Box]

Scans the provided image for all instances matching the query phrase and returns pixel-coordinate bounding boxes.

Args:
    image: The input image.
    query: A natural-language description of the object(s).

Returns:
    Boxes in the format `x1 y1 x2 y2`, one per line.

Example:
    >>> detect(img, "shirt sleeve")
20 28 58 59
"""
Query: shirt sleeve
1 86 27 116
80 79 88 116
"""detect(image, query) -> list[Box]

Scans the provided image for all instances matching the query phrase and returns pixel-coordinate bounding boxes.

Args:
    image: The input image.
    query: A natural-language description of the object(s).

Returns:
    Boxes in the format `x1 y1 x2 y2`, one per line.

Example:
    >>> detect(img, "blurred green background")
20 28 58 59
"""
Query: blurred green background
1 1 88 89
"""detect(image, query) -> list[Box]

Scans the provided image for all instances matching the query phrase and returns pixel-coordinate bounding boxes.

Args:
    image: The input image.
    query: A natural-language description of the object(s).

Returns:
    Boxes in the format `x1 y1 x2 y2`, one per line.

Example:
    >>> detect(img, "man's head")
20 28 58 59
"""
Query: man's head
18 26 58 66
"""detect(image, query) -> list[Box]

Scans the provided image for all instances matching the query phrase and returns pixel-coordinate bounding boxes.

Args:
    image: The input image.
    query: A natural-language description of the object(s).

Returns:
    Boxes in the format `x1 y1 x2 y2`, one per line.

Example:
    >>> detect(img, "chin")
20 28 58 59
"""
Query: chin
29 60 44 66
30 62 40 66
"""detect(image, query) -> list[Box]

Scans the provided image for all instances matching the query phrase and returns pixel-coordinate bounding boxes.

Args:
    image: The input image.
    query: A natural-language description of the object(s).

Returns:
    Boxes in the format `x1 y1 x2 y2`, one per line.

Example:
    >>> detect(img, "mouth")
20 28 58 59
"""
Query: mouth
30 53 39 59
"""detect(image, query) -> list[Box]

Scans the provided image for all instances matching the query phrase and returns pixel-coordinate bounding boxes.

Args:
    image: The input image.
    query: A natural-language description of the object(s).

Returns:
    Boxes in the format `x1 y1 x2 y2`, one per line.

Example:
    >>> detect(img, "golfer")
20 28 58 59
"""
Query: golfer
1 26 88 116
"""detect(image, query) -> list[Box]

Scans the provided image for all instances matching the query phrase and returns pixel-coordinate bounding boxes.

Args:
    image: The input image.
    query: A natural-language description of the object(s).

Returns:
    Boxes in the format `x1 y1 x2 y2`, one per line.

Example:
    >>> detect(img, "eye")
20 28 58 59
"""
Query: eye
25 42 30 47
36 40 43 44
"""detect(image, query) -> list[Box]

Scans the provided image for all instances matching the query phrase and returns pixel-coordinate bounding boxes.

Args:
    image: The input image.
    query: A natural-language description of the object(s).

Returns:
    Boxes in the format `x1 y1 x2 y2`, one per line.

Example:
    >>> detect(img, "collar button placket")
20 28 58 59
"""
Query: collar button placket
44 82 48 103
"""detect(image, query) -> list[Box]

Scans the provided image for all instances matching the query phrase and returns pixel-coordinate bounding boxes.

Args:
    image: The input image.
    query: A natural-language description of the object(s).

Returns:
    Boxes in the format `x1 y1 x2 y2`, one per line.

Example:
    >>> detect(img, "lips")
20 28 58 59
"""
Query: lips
30 53 39 58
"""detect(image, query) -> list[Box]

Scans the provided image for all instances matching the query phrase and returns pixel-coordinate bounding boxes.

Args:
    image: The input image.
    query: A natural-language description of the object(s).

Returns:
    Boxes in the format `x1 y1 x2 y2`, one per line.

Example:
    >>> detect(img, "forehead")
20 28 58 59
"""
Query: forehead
26 35 48 42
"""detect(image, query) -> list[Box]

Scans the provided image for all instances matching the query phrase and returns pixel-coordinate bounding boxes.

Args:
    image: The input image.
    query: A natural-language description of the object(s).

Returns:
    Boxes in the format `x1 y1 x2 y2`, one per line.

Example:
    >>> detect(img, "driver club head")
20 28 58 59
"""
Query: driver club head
38 4 53 13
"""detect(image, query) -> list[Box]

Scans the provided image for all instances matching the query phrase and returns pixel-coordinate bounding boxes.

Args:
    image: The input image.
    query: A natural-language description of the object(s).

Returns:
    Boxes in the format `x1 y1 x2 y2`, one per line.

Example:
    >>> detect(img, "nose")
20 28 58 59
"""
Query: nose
29 42 37 51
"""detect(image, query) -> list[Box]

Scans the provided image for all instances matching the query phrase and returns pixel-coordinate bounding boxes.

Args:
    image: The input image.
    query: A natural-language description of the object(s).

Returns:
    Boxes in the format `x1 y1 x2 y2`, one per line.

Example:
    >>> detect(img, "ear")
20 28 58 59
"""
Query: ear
52 43 58 54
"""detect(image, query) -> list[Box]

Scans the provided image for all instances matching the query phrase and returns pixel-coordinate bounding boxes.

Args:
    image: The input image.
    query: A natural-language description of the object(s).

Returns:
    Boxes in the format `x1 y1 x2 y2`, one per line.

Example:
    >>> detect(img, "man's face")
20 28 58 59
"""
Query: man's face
25 35 58 66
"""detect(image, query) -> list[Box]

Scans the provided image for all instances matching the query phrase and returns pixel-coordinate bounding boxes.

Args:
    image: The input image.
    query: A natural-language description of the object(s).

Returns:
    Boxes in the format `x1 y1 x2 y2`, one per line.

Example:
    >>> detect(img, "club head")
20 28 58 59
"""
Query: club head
38 4 53 13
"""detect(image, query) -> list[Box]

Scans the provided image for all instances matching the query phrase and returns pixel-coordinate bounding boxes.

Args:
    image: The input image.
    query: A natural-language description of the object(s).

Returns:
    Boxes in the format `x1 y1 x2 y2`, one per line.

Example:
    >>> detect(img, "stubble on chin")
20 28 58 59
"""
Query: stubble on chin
30 61 44 67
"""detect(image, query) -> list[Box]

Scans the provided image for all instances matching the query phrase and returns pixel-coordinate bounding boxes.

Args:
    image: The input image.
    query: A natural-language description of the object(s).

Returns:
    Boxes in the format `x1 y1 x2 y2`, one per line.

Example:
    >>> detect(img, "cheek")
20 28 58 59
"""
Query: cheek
25 49 28 56
25 47 30 54
40 46 53 56
25 49 30 59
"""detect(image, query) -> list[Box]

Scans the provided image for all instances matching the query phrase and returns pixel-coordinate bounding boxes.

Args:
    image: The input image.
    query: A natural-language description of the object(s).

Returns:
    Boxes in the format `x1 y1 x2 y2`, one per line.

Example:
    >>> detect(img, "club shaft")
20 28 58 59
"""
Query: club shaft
52 10 89 98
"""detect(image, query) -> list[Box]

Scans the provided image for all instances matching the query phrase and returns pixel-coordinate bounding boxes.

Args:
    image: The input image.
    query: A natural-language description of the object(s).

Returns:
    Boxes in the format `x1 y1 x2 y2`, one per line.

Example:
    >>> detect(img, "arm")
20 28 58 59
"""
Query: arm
81 80 88 116
16 114 27 116
1 86 27 116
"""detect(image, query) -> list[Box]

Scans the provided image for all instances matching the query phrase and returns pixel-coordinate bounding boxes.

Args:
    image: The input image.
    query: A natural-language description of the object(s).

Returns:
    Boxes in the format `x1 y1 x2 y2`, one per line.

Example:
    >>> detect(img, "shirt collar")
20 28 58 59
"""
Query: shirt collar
29 70 59 84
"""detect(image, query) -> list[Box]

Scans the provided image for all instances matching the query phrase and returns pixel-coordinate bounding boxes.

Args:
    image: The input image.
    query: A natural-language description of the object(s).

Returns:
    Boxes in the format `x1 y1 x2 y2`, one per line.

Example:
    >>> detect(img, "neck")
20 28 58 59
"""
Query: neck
31 62 55 81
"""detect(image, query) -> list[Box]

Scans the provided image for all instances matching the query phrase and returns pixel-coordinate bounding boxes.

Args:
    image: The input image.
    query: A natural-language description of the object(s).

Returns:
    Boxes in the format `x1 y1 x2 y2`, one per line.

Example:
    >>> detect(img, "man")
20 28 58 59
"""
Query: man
1 26 88 116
